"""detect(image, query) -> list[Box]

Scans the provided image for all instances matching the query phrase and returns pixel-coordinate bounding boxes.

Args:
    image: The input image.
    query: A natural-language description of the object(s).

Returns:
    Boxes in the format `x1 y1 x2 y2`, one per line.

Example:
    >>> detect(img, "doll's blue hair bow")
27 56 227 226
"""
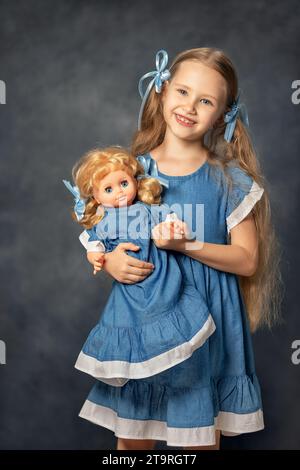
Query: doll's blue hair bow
224 91 249 143
62 179 86 221
136 155 169 189
137 49 171 131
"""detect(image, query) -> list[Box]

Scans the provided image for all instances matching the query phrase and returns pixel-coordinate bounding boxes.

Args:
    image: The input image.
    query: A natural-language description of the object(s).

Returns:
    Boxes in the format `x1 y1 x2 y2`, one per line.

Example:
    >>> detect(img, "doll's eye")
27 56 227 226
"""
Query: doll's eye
104 186 113 193
121 180 129 188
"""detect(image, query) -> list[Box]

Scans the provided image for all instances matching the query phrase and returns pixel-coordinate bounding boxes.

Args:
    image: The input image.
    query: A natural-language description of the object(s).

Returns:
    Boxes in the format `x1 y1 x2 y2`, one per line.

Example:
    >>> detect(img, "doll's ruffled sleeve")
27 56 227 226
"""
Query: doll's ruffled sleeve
225 166 264 234
79 226 105 253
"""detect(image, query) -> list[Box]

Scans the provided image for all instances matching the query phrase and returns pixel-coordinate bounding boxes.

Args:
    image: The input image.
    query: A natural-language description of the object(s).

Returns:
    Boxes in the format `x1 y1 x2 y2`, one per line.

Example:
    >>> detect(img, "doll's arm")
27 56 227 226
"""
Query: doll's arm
79 229 106 275
79 230 105 252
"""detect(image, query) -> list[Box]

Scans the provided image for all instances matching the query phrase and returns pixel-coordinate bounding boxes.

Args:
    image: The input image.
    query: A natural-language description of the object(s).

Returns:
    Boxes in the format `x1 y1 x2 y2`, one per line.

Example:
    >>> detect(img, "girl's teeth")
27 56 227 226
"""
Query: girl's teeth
177 115 194 124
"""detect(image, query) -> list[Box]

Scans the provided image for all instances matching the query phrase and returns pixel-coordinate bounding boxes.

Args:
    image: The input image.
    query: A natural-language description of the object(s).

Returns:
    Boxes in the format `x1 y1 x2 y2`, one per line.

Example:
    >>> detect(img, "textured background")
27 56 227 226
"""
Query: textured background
0 0 299 450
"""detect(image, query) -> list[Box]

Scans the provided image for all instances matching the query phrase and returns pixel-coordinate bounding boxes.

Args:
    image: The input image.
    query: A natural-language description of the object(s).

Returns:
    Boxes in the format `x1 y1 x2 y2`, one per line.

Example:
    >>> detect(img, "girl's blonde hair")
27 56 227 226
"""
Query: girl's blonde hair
131 47 284 332
71 146 162 229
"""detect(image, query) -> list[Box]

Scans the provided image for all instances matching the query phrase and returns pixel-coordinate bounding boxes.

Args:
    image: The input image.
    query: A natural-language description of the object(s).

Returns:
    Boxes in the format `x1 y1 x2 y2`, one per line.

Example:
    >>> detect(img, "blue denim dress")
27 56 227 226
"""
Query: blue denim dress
75 201 215 387
77 154 265 447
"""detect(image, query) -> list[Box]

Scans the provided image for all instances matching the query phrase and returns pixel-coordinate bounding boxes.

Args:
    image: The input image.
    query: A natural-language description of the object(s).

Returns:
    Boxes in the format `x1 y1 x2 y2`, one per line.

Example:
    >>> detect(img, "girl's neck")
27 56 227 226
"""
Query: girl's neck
151 133 208 165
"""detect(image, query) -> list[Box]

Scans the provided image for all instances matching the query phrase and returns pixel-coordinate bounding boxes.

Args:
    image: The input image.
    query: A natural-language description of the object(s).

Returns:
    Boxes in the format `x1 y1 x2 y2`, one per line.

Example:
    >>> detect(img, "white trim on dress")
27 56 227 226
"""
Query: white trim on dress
79 401 264 446
226 181 264 234
79 230 105 252
75 314 216 386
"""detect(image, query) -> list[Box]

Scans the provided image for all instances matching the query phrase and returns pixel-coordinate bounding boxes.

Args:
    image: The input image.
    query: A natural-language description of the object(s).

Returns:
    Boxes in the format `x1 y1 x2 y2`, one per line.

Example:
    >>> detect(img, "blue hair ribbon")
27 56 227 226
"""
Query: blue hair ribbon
137 49 171 131
224 91 249 143
62 179 86 221
136 155 169 189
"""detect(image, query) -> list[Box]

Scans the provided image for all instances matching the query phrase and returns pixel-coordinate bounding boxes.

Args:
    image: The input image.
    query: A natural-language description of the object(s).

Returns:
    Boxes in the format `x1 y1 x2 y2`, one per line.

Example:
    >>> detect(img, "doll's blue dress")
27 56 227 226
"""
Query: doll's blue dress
77 154 265 446
75 201 216 386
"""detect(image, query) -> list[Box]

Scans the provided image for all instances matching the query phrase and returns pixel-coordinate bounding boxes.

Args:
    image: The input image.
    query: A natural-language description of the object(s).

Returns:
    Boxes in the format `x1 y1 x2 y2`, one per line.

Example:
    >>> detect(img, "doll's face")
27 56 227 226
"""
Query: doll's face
161 60 228 141
93 170 137 208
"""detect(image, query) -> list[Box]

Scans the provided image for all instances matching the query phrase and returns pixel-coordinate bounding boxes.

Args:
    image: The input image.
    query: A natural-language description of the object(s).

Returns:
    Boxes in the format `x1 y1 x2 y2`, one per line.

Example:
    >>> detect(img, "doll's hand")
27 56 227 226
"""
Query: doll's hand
87 252 105 275
172 220 187 237
152 220 191 250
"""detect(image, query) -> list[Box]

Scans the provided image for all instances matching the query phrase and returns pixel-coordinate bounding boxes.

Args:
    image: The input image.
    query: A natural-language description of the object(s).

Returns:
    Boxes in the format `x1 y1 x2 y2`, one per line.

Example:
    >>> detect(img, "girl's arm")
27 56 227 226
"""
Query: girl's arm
158 166 263 277
152 212 258 277
79 229 154 283
183 213 258 277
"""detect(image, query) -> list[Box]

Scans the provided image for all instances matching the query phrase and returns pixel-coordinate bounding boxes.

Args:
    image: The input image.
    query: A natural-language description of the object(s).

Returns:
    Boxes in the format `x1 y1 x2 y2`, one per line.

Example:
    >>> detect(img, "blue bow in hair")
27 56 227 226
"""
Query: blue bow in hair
224 92 249 143
62 179 86 221
137 49 171 131
136 155 169 189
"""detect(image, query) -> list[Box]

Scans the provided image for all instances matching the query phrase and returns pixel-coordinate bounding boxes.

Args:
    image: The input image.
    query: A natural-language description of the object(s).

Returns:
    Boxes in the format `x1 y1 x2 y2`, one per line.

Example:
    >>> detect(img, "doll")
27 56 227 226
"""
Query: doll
63 145 216 387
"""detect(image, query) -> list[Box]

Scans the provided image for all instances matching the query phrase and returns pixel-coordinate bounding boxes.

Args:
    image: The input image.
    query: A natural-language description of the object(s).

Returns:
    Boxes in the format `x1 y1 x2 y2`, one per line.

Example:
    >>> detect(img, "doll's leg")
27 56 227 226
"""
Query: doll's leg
117 437 157 450
182 430 221 450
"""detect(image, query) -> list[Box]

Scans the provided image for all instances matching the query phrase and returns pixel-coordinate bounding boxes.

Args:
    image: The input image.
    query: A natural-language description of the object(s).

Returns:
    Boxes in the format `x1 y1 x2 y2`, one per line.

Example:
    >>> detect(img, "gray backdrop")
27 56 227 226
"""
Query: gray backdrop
0 0 299 450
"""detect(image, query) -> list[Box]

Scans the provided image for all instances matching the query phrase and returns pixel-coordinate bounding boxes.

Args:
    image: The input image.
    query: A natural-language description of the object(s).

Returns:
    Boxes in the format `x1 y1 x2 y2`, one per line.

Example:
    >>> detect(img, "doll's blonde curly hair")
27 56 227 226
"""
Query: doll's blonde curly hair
70 146 162 229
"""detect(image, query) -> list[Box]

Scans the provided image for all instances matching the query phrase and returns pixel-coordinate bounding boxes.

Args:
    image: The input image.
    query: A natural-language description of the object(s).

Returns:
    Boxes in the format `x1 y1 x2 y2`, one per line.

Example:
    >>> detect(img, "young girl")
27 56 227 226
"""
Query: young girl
78 48 282 450
64 146 216 387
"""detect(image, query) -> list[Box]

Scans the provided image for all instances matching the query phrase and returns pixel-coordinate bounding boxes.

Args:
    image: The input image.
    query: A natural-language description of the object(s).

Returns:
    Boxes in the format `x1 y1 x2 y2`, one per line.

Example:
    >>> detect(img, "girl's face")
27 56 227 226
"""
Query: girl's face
93 170 137 208
161 60 228 141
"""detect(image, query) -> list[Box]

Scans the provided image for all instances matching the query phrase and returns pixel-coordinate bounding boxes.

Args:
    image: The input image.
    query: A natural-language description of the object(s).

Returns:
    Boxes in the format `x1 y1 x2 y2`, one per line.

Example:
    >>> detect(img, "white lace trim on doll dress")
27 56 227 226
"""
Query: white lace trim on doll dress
74 314 216 386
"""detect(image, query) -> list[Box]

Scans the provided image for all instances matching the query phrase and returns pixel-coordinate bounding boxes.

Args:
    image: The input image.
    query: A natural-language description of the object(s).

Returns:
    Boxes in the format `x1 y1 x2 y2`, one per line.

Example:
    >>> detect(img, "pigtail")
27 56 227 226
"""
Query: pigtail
207 116 284 332
228 120 284 332
131 85 166 157
136 177 162 205
71 198 104 230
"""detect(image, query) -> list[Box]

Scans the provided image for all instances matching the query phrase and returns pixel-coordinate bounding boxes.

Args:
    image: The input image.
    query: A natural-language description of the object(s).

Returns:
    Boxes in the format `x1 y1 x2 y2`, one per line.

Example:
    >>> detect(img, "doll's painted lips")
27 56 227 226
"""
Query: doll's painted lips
118 195 127 203
175 113 196 127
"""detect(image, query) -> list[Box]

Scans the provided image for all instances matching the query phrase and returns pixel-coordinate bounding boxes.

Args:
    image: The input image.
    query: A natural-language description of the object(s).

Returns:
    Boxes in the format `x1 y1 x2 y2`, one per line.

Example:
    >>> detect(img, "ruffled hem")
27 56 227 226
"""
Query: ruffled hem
77 373 264 445
211 374 263 414
75 314 216 386
79 402 264 447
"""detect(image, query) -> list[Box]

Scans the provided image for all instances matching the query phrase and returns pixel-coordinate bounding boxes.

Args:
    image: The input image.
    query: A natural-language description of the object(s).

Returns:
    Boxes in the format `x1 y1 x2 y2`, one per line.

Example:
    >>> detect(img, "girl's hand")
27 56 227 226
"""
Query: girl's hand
152 220 191 251
87 252 105 275
102 243 154 284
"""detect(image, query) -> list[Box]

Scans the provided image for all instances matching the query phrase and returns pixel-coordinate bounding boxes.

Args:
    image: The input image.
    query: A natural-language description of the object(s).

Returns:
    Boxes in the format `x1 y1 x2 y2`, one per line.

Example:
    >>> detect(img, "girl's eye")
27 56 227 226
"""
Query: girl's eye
104 187 113 193
177 89 212 106
121 180 129 188
200 98 212 106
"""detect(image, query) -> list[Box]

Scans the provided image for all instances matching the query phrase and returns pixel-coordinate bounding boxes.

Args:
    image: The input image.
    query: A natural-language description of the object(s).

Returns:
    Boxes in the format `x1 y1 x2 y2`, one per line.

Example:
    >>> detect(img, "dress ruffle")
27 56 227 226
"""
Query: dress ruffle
78 373 264 446
75 287 216 386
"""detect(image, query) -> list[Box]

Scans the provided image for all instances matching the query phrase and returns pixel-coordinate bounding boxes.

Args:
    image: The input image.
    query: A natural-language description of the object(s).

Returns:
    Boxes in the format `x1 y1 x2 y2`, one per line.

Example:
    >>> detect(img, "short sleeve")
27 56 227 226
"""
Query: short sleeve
225 166 264 234
79 227 105 253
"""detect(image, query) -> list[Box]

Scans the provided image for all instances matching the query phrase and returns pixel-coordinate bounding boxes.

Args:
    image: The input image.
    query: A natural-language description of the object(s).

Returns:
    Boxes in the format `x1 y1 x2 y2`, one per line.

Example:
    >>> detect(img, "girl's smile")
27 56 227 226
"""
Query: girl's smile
175 113 197 127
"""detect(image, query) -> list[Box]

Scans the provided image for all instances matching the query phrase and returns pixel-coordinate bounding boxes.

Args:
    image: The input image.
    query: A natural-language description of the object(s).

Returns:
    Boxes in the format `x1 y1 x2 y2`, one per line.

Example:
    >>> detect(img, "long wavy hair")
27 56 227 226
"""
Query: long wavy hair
70 146 162 229
131 47 284 332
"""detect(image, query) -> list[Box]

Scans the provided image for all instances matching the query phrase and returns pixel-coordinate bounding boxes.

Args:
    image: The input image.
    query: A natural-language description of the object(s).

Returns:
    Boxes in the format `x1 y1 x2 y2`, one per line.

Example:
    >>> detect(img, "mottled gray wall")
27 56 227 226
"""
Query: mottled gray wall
0 0 299 450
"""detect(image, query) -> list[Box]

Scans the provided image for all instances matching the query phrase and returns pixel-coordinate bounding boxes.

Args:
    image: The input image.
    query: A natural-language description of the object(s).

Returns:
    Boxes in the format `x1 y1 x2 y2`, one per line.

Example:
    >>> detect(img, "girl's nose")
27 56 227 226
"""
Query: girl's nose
184 100 197 113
